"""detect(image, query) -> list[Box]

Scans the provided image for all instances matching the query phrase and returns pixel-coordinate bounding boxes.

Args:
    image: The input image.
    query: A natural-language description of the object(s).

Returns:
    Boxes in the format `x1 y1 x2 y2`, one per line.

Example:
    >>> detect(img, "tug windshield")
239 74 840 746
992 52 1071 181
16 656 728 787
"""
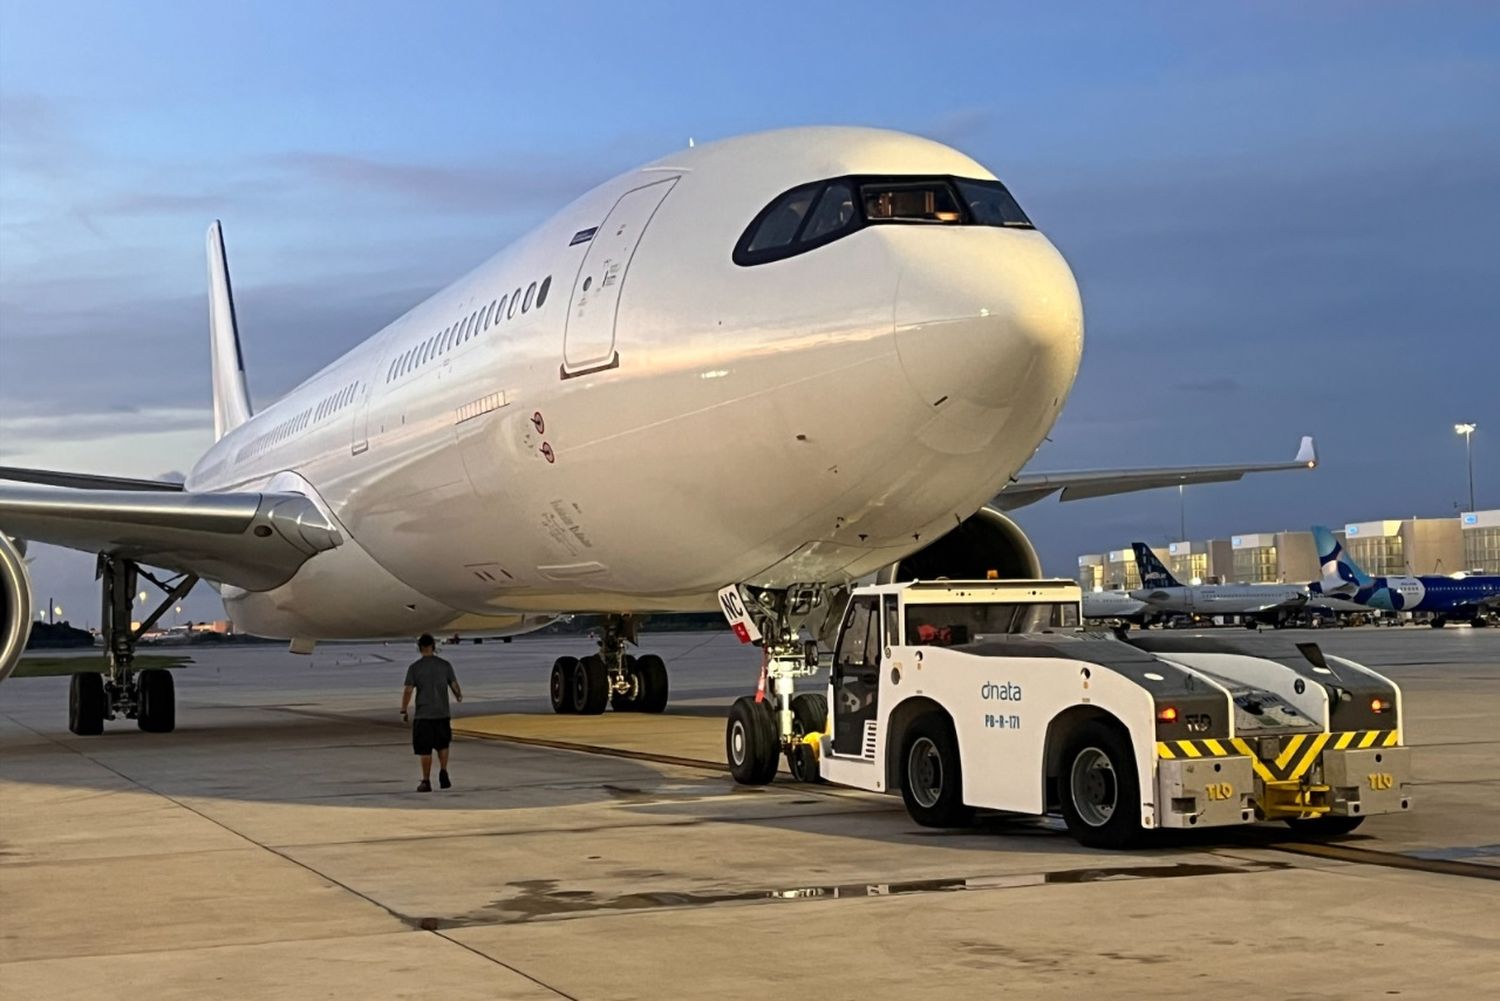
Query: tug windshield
904 602 1080 646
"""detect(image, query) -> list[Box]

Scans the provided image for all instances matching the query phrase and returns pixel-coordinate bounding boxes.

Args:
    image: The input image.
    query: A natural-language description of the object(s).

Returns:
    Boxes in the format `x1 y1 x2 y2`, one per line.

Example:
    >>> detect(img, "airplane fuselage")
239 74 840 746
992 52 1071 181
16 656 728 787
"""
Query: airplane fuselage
1130 583 1307 617
185 128 1084 638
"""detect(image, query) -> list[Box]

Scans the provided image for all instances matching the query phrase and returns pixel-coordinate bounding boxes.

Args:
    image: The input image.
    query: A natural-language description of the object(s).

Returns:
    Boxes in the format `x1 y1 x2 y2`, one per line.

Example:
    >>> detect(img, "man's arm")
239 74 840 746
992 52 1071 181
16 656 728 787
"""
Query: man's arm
401 684 415 719
448 663 462 703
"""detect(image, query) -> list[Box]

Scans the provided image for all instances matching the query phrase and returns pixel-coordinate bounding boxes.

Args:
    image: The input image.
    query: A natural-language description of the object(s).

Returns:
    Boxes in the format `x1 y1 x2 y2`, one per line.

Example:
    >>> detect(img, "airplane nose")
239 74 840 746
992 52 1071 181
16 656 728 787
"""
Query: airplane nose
893 230 1083 427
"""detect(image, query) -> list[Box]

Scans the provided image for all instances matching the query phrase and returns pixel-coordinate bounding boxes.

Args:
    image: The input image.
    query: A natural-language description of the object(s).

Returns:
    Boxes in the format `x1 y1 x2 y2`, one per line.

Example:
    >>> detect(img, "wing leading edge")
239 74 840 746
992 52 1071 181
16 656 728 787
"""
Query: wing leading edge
0 484 341 591
995 436 1317 511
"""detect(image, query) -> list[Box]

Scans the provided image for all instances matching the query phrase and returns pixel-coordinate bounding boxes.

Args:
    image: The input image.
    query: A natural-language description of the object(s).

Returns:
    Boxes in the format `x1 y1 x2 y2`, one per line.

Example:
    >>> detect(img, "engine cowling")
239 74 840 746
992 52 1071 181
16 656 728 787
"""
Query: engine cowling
878 506 1042 583
1 533 34 683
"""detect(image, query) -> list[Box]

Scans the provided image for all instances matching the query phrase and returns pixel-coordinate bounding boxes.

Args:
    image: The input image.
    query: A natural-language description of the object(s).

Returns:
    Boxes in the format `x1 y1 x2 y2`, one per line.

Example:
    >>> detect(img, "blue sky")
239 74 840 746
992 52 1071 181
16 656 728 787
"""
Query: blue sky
2 1 1498 625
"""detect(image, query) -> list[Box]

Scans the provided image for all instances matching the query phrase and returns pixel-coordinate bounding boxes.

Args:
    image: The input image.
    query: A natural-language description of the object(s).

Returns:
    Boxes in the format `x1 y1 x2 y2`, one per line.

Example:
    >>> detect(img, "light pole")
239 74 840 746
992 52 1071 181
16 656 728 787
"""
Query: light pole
1455 423 1476 512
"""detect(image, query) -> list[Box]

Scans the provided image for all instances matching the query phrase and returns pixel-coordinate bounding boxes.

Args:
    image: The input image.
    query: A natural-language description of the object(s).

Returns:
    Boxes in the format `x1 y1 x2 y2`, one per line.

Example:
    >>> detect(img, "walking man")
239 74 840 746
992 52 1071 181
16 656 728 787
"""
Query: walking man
400 633 463 792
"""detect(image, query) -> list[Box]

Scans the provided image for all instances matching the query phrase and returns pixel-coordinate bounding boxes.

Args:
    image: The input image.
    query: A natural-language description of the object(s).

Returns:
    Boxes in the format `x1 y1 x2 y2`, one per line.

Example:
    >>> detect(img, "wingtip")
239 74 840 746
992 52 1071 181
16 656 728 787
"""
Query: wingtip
1296 435 1317 467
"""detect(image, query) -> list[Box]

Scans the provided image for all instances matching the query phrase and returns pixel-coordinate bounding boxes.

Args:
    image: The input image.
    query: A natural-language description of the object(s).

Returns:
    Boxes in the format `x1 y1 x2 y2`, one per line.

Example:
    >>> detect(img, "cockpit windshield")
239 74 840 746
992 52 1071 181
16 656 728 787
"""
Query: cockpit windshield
734 174 1033 266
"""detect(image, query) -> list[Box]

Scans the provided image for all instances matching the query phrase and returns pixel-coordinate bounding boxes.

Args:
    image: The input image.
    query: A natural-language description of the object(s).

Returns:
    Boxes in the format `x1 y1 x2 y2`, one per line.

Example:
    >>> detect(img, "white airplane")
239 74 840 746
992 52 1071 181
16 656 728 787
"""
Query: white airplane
1080 589 1150 625
1127 542 1309 627
0 126 1318 736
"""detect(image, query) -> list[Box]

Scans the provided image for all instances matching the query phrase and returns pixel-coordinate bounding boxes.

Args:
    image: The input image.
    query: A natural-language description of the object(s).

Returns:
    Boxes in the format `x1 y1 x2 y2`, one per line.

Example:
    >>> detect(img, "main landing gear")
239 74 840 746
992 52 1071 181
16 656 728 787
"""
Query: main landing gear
719 583 840 785
548 614 670 715
68 555 196 736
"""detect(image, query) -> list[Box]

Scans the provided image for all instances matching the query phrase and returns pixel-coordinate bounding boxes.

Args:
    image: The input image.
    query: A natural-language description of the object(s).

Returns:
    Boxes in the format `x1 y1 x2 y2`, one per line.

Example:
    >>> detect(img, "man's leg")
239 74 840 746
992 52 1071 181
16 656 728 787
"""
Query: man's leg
419 754 432 780
437 747 450 770
437 729 452 788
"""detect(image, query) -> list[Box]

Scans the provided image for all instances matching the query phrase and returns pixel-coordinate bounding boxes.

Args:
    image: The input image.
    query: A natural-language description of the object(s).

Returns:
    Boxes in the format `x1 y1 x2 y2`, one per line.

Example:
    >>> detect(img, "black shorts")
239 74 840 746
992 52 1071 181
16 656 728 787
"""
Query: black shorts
412 718 452 755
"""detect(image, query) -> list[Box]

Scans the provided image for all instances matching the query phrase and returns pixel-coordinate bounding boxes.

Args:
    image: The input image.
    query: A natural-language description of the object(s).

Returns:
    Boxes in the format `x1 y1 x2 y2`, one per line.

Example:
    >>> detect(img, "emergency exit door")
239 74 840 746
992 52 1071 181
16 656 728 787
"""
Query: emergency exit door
562 176 678 376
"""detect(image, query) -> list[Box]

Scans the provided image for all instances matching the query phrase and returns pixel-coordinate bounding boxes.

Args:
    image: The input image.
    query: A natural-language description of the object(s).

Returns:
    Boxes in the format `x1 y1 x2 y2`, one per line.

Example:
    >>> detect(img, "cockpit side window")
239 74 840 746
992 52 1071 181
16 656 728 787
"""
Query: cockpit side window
743 183 820 255
954 179 1032 228
734 174 1033 267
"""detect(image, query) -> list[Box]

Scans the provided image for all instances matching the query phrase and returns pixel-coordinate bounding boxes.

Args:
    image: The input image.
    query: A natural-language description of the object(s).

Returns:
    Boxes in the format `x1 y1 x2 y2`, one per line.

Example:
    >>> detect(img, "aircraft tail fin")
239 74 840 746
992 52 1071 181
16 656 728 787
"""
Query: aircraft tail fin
1312 525 1372 591
207 221 253 441
1132 542 1181 589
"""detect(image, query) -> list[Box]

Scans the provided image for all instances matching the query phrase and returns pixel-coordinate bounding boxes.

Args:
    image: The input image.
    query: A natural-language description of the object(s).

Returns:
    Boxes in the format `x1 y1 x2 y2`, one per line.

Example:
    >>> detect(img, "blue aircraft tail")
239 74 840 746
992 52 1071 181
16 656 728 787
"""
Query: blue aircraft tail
1131 543 1181 589
1311 525 1373 590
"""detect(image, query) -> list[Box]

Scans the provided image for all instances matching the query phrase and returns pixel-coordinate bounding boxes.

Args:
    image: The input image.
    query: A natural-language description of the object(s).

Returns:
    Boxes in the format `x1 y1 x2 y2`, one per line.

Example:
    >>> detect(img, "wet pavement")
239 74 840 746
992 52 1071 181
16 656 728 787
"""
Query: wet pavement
1 627 1497 999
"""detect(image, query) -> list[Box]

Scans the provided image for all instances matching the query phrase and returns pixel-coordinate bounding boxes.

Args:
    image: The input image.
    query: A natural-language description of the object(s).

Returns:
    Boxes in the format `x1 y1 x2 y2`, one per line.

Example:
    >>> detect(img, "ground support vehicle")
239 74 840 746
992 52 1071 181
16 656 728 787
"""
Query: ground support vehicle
724 579 1413 848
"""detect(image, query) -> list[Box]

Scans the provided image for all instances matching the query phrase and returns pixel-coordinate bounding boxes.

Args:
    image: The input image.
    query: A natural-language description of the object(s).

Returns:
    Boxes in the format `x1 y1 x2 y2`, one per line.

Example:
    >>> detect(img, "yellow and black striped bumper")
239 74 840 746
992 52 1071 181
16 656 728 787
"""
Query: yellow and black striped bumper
1154 730 1409 820
1156 730 1400 784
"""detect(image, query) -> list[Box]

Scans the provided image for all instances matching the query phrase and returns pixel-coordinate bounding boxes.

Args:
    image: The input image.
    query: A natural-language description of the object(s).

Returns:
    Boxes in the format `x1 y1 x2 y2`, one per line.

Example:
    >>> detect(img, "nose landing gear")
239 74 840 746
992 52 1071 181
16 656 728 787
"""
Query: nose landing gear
718 583 841 784
68 555 196 736
549 614 670 715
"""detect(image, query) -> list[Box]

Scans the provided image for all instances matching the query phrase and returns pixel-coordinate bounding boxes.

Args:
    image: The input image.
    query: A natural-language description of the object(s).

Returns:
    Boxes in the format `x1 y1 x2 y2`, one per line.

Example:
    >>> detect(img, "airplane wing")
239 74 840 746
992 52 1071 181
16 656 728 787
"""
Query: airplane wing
994 436 1317 510
0 475 341 591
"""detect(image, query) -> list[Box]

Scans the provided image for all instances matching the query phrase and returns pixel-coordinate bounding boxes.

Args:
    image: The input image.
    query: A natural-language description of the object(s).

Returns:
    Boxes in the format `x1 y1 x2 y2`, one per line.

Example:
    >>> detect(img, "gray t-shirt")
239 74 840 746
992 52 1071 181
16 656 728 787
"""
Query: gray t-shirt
404 655 457 720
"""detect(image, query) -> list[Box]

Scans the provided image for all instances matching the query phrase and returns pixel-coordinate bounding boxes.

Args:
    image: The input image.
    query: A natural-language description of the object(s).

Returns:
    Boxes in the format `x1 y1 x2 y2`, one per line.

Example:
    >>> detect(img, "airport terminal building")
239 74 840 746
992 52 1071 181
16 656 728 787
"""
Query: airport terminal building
1078 510 1498 588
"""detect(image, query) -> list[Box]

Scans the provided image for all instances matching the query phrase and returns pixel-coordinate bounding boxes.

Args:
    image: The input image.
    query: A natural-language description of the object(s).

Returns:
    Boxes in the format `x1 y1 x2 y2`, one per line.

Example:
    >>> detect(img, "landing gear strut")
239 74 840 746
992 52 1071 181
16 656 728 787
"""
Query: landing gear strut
68 555 196 736
719 583 841 784
549 614 669 715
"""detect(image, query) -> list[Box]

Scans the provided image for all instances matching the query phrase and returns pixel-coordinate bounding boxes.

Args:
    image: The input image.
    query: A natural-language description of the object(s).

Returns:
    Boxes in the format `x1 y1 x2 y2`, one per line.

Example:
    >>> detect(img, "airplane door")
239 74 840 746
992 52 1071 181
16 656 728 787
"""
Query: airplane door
562 176 678 377
351 380 372 455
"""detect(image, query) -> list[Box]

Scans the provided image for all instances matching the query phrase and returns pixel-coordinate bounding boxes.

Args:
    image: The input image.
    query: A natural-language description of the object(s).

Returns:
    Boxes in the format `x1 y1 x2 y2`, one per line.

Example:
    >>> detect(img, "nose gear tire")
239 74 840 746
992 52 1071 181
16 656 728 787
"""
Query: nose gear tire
727 695 778 785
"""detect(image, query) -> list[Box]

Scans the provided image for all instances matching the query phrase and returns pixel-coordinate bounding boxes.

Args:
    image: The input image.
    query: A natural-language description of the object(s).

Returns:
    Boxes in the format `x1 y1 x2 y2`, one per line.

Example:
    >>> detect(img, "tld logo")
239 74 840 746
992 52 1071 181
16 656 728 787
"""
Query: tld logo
981 681 1022 701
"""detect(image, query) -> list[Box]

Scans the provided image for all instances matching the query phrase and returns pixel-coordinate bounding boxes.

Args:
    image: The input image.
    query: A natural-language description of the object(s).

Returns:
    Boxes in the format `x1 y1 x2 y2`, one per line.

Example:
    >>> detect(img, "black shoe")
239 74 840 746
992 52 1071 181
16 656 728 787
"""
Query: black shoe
438 769 451 789
416 779 432 792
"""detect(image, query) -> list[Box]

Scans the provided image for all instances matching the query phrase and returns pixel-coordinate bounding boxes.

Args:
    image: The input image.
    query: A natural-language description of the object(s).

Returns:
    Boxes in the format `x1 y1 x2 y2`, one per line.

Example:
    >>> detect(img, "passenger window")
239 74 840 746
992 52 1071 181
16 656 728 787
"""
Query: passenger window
536 276 551 308
497 294 508 320
483 301 494 330
508 288 521 317
801 181 855 243
523 282 536 312
745 183 820 254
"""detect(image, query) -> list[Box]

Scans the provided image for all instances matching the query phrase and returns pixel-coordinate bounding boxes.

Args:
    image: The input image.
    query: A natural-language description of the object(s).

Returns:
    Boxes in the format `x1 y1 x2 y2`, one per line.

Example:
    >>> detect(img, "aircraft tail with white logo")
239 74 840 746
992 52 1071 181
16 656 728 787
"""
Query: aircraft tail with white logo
1131 543 1181 589
1312 525 1372 593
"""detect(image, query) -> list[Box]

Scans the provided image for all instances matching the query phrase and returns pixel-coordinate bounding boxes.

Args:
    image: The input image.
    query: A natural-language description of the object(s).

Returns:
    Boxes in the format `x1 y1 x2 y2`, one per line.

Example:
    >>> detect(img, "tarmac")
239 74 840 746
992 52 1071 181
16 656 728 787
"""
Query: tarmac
1 626 1497 1000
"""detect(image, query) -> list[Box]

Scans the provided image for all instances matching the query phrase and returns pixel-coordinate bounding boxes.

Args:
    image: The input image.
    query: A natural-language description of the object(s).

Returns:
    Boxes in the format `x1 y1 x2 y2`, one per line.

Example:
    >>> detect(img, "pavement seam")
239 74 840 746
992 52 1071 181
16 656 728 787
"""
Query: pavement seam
0 711 605 1001
432 930 581 1001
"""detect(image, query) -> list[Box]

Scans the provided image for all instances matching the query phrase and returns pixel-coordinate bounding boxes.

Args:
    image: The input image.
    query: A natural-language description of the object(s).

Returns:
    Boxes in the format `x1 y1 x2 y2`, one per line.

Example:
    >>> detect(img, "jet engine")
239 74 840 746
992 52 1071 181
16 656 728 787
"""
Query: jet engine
0 533 34 683
878 506 1043 583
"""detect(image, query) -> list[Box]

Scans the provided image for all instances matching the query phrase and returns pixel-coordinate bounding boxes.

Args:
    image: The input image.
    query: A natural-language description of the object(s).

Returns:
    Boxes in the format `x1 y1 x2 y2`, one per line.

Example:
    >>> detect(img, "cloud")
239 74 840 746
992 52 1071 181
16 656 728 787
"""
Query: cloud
263 150 614 213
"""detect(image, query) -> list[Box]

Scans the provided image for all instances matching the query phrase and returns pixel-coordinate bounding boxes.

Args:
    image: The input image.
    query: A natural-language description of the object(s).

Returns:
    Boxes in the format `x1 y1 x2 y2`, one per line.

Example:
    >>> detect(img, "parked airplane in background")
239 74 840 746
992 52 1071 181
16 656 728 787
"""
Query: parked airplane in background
1080 588 1150 626
1311 526 1500 627
1129 542 1308 627
0 126 1319 738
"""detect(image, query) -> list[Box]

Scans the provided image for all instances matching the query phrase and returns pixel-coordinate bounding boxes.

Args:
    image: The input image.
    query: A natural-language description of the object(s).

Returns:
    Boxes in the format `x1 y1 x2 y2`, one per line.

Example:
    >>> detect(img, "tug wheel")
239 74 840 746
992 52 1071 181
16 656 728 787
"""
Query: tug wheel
899 713 973 828
1058 720 1142 849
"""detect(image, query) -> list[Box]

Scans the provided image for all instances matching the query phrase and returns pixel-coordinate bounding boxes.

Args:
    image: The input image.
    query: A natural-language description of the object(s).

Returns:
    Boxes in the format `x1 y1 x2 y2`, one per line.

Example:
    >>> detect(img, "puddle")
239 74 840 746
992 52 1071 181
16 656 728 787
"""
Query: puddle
410 860 1288 929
